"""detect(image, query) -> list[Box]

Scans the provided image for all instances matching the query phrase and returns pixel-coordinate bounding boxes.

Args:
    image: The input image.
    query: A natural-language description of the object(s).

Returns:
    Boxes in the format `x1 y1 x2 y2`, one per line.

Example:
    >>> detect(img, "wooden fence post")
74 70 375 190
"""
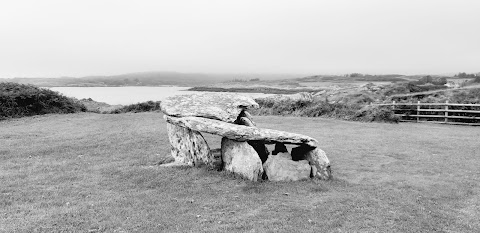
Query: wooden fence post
445 100 449 123
417 101 420 122
392 101 397 120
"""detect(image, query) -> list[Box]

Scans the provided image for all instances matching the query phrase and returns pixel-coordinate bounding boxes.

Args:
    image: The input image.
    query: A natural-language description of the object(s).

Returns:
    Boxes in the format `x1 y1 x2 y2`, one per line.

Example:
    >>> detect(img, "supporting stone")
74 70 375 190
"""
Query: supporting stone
166 123 214 167
305 148 332 180
221 137 263 181
263 152 311 182
291 145 331 180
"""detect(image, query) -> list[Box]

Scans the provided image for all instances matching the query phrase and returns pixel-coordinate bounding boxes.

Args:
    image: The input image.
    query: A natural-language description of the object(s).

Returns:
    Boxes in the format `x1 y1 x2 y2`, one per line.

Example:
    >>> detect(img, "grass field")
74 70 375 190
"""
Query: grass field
1 113 479 232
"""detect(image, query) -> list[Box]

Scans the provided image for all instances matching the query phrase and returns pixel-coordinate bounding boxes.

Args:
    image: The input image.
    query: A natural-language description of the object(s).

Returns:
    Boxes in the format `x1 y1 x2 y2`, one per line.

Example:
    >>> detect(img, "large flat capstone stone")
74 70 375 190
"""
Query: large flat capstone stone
161 93 259 123
164 115 318 147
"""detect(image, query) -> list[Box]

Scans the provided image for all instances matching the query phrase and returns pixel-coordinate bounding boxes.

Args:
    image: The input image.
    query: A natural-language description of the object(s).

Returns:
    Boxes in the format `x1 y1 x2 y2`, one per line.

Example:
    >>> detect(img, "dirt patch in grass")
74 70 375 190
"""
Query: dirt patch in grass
1 113 479 232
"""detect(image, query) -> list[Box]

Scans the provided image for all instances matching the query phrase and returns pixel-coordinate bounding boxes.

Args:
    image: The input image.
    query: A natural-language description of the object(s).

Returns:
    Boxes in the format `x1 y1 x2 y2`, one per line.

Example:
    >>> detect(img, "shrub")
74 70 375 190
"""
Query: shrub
107 101 161 114
355 105 400 123
460 76 480 87
253 97 398 123
449 88 480 104
382 84 410 96
0 82 86 120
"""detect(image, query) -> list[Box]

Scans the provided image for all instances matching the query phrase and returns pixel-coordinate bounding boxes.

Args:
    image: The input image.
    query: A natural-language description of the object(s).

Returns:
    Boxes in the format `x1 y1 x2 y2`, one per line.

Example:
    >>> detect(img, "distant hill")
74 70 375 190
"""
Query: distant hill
0 72 302 87
0 72 220 87
296 74 409 83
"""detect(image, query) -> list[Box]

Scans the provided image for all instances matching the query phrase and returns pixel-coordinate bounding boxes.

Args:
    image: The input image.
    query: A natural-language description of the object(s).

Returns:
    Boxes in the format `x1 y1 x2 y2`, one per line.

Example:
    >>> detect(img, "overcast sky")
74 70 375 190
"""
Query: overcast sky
1 0 479 78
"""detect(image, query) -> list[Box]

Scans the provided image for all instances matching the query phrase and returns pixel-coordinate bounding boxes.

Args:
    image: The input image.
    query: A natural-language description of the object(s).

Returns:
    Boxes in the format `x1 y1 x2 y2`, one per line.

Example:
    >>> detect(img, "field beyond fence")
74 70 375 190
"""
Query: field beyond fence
374 101 480 126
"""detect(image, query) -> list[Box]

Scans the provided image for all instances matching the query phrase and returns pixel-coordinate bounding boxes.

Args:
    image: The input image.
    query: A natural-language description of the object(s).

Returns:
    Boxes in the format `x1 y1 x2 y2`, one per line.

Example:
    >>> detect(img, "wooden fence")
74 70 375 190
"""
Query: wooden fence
373 101 480 126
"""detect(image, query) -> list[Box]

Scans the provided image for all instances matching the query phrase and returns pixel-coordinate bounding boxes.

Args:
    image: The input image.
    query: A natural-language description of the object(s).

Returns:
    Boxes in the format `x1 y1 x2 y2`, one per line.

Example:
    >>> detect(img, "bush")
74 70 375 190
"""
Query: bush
382 84 410 96
449 88 480 104
0 82 86 120
253 97 398 123
107 101 161 114
355 105 400 123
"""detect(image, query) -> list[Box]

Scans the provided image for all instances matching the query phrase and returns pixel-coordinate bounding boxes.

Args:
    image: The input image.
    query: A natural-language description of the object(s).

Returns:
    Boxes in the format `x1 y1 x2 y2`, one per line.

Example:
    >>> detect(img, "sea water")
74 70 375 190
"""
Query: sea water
48 86 271 105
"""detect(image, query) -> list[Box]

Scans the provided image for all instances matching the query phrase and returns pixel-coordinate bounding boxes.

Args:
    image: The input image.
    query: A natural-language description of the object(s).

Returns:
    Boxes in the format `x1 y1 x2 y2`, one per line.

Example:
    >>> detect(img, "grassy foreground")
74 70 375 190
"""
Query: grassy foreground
1 113 479 232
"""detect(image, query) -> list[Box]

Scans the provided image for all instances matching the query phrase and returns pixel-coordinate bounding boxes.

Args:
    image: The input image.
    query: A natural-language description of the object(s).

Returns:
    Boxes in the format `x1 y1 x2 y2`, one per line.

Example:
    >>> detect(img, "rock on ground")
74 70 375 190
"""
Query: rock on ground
263 152 311 182
221 137 263 181
166 123 214 167
161 93 259 123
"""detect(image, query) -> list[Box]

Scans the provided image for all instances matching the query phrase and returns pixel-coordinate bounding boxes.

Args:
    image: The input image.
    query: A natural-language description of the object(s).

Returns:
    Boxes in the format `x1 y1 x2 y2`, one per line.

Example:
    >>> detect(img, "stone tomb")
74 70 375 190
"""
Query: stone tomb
160 93 332 181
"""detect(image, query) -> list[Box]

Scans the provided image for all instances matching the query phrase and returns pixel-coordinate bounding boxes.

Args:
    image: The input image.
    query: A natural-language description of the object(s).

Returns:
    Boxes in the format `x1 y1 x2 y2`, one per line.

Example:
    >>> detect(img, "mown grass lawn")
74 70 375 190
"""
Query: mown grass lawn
1 112 479 232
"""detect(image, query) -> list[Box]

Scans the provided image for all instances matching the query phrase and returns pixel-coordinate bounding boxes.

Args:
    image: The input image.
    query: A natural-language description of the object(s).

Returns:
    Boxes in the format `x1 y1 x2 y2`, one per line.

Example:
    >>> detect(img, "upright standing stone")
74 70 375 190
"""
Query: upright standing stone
305 148 331 180
166 123 214 167
221 138 263 181
291 145 332 180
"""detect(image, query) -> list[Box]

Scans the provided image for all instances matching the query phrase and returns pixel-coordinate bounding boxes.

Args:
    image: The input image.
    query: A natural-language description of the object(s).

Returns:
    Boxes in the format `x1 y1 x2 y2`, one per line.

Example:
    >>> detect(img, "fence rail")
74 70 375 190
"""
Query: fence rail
373 101 480 126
